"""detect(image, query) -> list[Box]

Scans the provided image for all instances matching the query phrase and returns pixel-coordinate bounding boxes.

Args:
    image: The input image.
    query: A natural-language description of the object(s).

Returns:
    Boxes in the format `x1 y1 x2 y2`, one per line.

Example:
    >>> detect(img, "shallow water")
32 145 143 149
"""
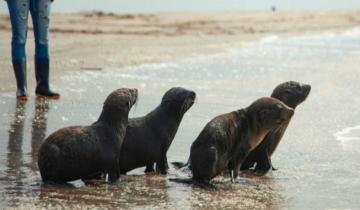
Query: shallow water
1 28 360 209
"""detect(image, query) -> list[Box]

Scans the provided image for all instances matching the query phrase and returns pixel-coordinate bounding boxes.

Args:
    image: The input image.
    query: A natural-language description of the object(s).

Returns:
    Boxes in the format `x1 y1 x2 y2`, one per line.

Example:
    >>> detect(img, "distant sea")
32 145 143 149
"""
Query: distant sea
1 0 360 14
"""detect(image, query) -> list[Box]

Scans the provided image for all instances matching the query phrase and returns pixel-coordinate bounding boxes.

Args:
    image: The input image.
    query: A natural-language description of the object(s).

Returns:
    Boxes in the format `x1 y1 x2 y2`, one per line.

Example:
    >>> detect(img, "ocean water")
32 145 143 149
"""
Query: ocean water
1 0 360 14
0 28 360 209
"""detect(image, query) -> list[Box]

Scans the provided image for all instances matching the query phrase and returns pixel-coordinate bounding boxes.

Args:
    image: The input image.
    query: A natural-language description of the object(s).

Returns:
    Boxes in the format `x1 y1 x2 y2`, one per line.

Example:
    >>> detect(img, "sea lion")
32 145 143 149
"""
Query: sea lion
119 87 196 175
240 81 311 174
172 97 294 187
37 88 138 183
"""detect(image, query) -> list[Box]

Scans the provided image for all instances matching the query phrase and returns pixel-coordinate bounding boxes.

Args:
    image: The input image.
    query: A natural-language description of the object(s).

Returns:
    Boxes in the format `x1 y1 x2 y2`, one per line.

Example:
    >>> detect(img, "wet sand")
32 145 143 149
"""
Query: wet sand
1 11 360 209
1 11 360 92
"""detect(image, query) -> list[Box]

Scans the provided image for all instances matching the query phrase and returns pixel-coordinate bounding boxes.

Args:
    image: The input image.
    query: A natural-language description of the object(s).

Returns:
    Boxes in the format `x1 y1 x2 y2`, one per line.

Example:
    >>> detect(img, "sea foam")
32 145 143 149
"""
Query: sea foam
334 125 360 143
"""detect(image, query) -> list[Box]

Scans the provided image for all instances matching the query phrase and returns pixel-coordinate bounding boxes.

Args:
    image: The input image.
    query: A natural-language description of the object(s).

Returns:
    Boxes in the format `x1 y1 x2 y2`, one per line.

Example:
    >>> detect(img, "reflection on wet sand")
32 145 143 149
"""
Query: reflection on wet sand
30 98 50 172
186 175 282 209
28 169 285 209
5 100 27 206
0 98 51 208
37 174 170 209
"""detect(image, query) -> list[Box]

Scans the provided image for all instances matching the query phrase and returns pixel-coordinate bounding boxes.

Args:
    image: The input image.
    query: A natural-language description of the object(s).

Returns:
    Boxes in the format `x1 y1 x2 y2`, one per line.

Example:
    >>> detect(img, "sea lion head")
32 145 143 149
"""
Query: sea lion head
161 87 196 115
100 88 138 121
271 81 311 108
246 97 294 132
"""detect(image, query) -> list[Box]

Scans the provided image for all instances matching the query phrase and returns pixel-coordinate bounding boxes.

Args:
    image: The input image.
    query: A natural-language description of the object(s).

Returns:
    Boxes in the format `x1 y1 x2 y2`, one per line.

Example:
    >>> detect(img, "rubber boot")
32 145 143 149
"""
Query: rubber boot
12 60 28 101
35 59 60 99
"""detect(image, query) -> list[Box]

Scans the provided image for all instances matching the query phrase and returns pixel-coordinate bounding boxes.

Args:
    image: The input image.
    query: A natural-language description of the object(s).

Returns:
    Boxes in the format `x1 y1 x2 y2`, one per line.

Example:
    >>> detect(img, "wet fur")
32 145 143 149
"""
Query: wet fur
38 88 137 183
119 87 196 174
180 97 294 185
241 81 311 174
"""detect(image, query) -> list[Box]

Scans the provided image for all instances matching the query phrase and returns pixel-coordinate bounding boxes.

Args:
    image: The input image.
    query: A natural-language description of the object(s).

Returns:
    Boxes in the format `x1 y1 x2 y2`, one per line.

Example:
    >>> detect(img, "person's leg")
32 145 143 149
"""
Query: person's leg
30 0 59 99
7 0 30 100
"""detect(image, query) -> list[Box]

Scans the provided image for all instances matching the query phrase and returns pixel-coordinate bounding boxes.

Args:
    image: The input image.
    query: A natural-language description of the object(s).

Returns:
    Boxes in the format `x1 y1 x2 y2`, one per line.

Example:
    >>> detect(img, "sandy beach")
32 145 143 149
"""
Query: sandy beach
0 11 360 92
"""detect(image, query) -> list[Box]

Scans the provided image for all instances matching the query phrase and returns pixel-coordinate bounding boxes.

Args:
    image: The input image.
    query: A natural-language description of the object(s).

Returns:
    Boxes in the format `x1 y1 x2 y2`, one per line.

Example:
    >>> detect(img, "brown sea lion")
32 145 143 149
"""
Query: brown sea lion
171 97 294 188
119 87 196 175
37 88 138 183
240 81 311 174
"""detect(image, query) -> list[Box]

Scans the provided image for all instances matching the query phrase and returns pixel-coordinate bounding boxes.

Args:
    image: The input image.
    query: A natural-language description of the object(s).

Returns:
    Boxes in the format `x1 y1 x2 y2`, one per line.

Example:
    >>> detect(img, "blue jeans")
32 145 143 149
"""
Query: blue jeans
7 0 52 63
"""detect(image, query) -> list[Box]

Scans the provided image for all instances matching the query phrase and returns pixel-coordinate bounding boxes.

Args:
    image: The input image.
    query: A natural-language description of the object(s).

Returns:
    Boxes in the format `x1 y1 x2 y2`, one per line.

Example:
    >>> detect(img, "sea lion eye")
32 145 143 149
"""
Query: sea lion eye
125 101 131 108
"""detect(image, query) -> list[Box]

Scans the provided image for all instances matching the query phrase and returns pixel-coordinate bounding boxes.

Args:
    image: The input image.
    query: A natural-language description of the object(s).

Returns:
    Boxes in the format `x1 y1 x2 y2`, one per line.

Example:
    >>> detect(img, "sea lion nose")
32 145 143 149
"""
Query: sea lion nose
131 88 138 103
130 89 138 97
189 91 196 99
302 84 311 95
132 88 138 95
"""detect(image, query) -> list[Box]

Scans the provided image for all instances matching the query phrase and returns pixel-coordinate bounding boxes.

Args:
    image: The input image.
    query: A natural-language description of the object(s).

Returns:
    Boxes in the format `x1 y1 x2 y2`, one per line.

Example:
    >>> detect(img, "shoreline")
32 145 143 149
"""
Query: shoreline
0 11 359 93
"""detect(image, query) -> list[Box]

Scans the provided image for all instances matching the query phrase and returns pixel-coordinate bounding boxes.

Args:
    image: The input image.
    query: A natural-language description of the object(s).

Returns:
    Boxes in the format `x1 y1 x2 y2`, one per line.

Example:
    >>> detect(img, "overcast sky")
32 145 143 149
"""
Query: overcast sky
1 0 360 14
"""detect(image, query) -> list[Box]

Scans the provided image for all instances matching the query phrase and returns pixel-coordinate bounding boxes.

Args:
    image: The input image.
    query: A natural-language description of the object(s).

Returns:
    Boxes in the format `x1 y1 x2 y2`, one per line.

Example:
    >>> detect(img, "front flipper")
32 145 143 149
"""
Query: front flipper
254 152 272 176
229 170 234 183
228 150 248 182
169 178 217 190
194 180 217 190
156 153 169 175
106 159 120 182
228 160 235 183
145 163 155 173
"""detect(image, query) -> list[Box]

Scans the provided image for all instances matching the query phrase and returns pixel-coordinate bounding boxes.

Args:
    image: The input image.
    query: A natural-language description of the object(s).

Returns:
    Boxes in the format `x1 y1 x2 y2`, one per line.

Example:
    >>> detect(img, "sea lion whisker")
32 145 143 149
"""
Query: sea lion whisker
131 96 139 114
180 99 189 114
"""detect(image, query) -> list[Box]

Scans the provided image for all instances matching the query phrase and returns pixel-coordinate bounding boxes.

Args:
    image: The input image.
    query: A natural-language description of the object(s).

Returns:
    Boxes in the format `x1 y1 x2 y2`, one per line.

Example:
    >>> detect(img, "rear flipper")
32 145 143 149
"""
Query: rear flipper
171 161 188 169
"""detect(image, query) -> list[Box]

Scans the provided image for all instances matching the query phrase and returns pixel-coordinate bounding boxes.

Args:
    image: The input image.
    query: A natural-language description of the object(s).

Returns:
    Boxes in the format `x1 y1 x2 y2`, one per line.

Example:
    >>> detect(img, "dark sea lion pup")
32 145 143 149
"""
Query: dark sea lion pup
171 97 294 188
119 87 196 175
38 88 138 183
241 81 311 174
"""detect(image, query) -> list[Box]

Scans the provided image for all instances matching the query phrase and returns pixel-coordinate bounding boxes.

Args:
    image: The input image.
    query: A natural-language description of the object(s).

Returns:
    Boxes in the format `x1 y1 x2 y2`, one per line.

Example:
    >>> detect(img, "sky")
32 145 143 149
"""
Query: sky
1 0 360 14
